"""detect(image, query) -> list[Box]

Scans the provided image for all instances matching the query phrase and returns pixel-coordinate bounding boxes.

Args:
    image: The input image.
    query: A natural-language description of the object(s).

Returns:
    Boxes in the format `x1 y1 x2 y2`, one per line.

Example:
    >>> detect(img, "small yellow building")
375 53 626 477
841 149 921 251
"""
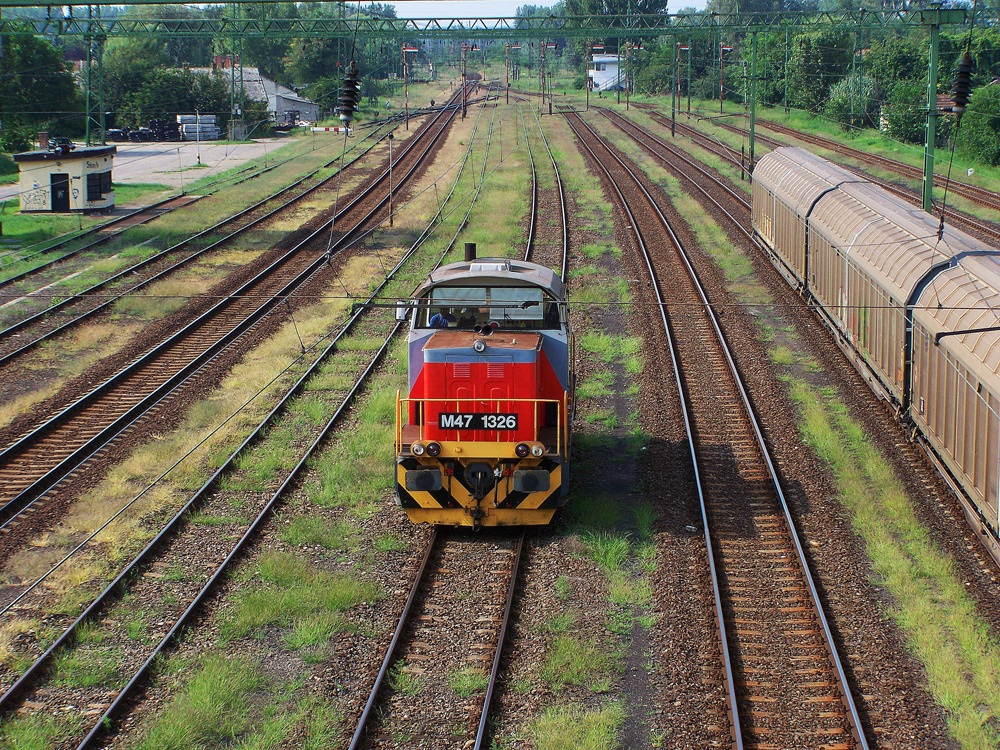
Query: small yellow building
13 145 117 213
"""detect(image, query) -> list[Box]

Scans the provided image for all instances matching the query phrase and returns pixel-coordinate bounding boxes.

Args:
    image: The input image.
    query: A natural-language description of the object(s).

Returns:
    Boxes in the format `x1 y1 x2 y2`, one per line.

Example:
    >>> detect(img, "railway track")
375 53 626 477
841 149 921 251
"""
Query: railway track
520 101 569 278
645 109 1000 244
0 85 505 747
350 89 568 750
0 124 397 364
755 116 1000 212
565 107 870 748
0 96 461 546
0 144 316 286
348 529 524 750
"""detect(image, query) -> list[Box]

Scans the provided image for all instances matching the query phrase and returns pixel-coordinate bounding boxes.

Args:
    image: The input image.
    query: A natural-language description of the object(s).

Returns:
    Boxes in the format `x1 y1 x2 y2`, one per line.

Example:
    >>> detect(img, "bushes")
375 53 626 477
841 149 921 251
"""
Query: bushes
824 75 880 130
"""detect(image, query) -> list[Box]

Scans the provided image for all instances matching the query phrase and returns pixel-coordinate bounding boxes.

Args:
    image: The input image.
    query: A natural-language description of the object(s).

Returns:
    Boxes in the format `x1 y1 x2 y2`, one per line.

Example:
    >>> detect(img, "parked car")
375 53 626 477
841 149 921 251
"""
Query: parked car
47 137 76 152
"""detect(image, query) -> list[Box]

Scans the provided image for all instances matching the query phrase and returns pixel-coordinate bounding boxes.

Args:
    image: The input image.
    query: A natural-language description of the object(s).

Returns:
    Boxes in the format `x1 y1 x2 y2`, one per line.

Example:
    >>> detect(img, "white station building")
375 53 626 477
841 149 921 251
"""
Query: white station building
13 145 117 213
588 54 625 92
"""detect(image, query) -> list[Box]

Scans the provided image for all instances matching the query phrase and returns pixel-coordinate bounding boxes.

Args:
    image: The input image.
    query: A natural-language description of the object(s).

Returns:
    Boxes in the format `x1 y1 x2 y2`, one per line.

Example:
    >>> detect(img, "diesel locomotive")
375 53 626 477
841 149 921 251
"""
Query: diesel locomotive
753 147 1000 563
395 249 573 527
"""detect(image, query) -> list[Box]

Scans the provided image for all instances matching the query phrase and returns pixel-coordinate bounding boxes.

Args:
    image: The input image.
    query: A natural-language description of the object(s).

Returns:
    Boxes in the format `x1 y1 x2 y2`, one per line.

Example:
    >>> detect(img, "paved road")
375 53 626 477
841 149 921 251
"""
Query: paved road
0 138 289 204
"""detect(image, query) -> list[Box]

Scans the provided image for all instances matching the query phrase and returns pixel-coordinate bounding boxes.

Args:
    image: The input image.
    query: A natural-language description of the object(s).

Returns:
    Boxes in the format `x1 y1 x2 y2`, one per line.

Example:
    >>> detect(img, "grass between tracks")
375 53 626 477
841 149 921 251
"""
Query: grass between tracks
0 135 386 427
604 117 1000 748
1 104 502 746
492 112 645 749
118 108 504 742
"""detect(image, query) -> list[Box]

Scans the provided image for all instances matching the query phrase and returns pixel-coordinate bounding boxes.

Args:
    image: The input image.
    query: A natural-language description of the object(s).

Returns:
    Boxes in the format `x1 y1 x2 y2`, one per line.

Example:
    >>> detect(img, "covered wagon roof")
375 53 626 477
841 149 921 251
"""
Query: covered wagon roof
913 254 1000 380
752 147 864 219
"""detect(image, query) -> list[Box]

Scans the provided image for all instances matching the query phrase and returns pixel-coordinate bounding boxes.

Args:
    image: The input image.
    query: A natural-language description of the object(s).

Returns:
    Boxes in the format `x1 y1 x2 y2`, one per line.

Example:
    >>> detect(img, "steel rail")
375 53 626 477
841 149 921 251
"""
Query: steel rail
0 88 476 734
347 528 439 750
756 116 1000 210
597 107 750 214
0 123 398 364
74 320 406 748
475 531 525 750
519 105 539 263
0 137 346 273
0 193 189 268
567 108 872 749
563 108 742 749
667 112 1000 243
527 101 569 283
0 97 461 524
0 143 307 292
348 85 506 750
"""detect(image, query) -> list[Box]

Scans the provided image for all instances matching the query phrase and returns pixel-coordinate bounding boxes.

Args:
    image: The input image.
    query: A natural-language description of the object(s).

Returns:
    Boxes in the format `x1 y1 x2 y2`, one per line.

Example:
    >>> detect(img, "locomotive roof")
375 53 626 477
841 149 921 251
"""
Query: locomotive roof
415 257 565 299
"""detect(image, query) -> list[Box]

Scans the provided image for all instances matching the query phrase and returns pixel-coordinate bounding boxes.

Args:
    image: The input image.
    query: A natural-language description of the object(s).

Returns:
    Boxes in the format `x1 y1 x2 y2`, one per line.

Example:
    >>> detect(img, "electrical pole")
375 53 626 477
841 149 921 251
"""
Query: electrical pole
784 29 790 114
626 42 631 110
671 36 676 135
686 42 691 113
749 32 758 175
402 44 418 130
720 42 733 114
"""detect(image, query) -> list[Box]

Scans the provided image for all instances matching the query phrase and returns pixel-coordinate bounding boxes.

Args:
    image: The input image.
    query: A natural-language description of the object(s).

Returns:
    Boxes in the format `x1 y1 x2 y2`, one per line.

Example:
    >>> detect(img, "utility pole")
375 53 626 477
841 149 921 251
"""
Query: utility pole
685 42 691 112
919 5 966 213
543 43 556 114
784 28 790 114
670 36 677 135
678 43 690 114
402 44 418 130
720 42 733 114
626 42 631 110
461 42 478 118
675 41 682 119
387 131 394 227
505 43 522 104
748 32 758 175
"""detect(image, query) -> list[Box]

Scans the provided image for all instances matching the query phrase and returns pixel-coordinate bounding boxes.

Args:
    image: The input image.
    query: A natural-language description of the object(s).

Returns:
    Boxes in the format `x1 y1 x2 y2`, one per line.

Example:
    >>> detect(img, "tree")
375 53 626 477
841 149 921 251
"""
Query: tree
116 69 231 129
957 85 1000 165
786 29 852 112
0 33 82 146
865 35 923 87
884 80 926 144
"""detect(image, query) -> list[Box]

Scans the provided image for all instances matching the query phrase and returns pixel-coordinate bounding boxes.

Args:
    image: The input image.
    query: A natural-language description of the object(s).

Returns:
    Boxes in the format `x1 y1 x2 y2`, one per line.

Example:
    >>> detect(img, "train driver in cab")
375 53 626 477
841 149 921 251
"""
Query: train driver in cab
428 307 456 328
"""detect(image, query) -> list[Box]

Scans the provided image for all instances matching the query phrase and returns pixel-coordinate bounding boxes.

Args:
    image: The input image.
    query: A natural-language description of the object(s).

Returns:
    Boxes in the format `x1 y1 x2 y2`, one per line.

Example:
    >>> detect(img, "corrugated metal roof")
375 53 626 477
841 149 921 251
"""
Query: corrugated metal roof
753 147 864 219
914 254 1000 376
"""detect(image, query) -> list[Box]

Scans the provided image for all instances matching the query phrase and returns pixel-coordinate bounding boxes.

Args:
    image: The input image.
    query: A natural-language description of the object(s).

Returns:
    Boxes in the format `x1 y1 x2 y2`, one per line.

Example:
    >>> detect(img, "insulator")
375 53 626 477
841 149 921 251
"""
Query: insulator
338 61 361 126
951 50 974 123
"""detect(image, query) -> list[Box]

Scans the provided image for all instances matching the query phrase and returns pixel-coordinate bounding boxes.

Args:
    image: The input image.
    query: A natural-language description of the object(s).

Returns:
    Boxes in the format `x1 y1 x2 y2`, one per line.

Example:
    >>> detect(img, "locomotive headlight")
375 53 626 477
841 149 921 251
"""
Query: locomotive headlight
473 339 487 353
530 444 544 457
514 443 530 458
412 442 426 456
426 441 442 457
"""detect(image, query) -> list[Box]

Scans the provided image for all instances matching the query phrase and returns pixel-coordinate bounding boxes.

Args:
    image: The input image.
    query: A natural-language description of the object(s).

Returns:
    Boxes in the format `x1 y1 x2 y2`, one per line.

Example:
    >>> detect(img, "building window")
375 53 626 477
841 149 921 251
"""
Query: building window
87 171 112 201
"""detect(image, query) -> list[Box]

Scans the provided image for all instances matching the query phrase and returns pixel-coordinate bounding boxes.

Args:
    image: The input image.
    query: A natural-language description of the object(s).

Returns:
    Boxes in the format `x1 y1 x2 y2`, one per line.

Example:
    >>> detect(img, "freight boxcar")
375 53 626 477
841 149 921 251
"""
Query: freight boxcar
753 146 1000 562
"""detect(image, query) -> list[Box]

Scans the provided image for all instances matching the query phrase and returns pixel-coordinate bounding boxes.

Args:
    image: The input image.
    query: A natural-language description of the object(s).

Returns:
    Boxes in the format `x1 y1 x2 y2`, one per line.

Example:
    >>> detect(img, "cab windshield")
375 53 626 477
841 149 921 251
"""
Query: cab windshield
418 286 560 330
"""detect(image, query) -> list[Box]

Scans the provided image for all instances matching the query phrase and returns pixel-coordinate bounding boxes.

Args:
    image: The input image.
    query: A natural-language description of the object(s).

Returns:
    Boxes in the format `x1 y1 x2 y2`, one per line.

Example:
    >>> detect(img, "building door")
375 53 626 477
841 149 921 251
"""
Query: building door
50 174 70 212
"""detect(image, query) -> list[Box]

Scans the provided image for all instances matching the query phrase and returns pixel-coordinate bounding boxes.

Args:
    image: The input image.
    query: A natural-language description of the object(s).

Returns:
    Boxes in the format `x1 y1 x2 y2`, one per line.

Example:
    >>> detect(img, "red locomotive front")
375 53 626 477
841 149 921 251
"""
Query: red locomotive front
395 257 573 527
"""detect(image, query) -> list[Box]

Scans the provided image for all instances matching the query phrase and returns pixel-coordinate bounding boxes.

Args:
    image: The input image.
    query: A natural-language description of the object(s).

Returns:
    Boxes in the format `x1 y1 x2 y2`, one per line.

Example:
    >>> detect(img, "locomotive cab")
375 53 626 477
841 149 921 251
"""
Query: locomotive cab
395 257 573 527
